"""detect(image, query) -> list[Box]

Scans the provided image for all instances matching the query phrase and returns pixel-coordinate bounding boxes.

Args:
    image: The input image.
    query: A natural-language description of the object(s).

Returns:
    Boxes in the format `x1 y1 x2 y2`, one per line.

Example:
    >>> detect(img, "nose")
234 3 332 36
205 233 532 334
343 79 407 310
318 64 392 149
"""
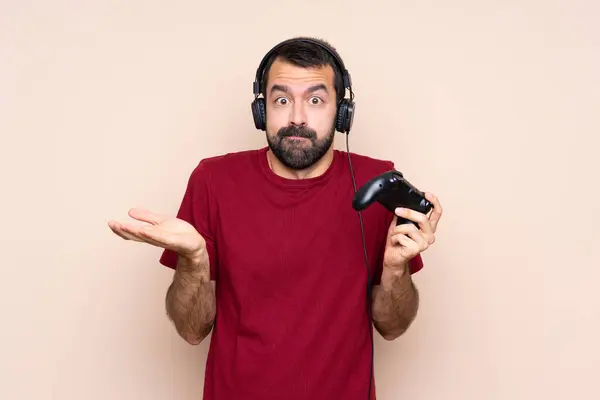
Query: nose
290 101 307 126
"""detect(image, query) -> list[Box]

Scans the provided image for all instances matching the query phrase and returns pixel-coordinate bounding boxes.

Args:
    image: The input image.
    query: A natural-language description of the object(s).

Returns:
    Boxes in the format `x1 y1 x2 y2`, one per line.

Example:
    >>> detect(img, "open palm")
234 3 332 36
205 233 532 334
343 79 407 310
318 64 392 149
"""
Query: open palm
108 208 205 258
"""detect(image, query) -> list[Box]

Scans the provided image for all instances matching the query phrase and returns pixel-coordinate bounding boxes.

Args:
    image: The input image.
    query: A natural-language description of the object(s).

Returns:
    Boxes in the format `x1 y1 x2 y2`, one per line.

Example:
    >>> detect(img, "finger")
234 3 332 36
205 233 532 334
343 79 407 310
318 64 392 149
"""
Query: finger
387 214 399 236
109 225 131 240
395 207 432 235
109 220 175 250
128 208 166 225
391 232 414 247
393 223 429 249
135 225 176 247
136 229 174 248
391 233 421 254
108 221 126 239
391 221 419 236
108 221 144 242
134 225 193 254
405 229 428 250
425 192 443 231
119 222 162 244
388 217 415 245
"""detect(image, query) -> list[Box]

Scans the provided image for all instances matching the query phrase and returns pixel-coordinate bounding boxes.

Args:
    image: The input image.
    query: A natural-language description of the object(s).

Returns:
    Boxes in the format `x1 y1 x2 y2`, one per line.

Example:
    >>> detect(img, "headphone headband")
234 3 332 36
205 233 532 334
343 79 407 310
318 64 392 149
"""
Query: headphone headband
252 37 352 97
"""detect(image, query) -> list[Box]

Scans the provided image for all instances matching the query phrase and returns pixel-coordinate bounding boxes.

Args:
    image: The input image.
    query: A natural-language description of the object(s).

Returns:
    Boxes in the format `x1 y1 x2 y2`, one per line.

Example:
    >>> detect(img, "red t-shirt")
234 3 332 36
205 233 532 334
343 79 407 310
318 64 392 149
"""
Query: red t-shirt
160 147 423 400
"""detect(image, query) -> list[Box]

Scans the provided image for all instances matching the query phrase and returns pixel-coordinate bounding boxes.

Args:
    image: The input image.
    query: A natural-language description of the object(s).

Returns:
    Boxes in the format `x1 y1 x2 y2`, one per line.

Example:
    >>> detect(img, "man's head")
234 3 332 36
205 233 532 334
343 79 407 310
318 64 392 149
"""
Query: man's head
258 37 346 170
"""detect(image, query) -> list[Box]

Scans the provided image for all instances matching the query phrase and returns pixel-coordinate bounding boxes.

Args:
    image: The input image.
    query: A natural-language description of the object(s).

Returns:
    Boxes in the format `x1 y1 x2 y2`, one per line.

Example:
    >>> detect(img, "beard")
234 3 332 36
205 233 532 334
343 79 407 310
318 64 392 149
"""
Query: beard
266 124 335 170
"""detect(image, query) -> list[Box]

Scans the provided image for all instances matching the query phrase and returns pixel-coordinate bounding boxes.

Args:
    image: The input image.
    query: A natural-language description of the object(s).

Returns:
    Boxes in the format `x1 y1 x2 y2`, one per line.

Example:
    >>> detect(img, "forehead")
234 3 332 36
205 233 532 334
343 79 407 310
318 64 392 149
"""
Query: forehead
266 58 335 91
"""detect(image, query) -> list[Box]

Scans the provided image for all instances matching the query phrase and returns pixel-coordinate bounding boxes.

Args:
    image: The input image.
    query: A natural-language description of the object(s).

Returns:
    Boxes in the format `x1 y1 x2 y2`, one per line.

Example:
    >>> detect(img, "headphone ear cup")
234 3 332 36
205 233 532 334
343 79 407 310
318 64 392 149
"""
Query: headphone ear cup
336 99 355 133
251 98 266 131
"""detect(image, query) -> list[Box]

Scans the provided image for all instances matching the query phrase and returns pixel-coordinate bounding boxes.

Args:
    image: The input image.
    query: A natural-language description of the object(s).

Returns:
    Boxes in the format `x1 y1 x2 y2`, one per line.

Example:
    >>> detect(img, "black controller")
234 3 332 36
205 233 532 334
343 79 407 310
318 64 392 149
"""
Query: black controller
352 170 433 226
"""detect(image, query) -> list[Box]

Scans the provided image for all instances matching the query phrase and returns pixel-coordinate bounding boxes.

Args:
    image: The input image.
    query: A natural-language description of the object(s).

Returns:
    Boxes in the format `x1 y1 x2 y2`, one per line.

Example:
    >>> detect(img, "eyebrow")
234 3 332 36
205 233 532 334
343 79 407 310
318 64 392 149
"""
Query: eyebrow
269 83 329 96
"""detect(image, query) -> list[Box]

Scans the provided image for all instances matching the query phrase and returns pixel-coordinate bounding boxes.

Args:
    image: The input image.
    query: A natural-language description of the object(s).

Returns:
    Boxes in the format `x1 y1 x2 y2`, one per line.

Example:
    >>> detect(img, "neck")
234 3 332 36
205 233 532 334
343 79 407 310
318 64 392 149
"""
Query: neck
266 147 334 180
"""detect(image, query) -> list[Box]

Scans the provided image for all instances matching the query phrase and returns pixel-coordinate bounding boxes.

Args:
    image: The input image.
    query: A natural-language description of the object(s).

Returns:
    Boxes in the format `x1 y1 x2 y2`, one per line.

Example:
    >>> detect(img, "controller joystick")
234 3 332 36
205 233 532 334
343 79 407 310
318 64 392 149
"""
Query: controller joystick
352 170 433 226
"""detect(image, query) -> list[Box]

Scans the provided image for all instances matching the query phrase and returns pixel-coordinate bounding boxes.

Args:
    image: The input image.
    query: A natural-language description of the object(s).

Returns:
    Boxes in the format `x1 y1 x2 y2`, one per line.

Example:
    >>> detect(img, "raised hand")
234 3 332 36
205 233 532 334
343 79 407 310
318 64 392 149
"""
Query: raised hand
108 207 206 260
383 192 443 270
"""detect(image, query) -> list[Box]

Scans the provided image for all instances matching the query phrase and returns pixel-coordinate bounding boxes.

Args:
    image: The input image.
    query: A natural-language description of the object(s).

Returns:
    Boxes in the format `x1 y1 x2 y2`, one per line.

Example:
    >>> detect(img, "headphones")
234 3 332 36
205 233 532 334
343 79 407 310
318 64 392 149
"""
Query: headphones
251 37 355 134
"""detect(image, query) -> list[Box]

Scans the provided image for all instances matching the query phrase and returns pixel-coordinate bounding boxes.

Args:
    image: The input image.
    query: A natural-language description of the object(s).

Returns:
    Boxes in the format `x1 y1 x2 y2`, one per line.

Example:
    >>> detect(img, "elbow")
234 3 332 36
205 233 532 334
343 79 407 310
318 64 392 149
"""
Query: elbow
376 317 415 341
181 324 213 345
168 317 215 346
190 318 216 345
381 329 405 341
183 332 204 346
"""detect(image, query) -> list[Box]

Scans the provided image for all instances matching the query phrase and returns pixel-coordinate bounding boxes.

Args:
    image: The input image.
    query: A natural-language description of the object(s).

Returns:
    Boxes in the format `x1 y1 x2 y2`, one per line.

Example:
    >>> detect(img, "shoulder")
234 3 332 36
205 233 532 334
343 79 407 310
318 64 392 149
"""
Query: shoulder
188 148 259 183
344 150 395 170
335 149 395 184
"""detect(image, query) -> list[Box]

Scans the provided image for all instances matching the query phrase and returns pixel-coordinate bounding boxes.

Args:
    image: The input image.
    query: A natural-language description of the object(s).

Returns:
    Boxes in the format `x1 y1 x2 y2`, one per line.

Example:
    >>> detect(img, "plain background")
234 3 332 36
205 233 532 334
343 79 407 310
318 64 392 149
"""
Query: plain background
1 0 599 399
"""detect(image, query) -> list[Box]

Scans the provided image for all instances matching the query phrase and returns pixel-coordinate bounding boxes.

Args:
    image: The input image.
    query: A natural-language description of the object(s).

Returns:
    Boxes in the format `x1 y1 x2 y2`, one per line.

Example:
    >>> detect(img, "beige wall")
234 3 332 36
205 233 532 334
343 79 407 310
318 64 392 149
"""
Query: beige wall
1 1 599 399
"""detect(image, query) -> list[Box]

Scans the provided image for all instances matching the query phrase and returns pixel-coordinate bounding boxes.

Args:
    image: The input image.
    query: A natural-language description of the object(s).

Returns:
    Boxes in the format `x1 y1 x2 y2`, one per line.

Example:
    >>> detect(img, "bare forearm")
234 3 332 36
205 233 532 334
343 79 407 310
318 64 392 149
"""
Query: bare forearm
165 251 216 345
371 265 419 340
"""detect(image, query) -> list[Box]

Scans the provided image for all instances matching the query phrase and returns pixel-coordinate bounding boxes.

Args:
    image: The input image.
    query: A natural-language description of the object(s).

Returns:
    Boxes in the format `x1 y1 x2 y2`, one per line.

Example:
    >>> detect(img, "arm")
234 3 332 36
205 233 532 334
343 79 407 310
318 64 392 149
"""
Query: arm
371 262 419 341
165 250 216 345
161 159 220 344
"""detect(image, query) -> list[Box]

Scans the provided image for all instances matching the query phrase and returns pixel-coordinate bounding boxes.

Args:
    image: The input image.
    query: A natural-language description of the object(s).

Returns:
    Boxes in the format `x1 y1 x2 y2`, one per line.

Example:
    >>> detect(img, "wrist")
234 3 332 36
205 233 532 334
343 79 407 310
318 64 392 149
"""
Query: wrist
383 260 409 274
179 248 209 272
381 262 410 290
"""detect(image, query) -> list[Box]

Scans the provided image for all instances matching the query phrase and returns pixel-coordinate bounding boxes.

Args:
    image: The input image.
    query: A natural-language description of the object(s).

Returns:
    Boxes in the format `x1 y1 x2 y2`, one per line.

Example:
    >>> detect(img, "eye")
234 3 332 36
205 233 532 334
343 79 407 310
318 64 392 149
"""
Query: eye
275 97 289 105
308 96 323 105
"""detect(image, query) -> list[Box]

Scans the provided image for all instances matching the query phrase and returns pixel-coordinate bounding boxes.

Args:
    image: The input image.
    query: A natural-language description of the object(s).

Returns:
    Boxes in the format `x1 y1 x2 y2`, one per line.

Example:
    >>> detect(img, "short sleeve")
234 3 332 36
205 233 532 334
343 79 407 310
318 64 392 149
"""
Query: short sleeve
159 160 218 281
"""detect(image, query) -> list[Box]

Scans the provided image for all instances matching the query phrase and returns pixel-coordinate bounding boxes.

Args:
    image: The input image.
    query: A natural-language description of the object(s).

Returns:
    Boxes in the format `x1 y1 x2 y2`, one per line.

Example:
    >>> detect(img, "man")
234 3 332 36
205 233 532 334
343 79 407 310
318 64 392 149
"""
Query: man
108 37 442 400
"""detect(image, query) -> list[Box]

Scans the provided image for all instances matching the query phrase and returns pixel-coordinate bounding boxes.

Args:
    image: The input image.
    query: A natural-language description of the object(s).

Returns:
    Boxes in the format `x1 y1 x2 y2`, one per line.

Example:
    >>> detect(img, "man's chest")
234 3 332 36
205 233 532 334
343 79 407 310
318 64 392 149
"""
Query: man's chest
212 183 389 293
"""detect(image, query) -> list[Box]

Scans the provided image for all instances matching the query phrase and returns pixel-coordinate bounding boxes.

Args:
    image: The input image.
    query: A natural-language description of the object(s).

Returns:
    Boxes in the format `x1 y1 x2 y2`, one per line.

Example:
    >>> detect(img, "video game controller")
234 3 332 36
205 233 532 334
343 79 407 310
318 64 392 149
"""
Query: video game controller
352 170 433 226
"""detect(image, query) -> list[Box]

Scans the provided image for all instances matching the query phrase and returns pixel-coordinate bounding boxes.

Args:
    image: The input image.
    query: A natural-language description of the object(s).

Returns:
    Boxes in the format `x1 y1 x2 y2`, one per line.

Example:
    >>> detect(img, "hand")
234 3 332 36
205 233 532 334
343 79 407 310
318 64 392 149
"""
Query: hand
383 192 443 270
108 208 206 261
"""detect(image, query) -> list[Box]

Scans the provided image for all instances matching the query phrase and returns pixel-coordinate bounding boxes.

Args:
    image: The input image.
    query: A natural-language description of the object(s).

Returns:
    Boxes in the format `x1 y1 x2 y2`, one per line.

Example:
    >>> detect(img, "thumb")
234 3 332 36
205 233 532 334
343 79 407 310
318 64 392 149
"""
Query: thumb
128 207 166 225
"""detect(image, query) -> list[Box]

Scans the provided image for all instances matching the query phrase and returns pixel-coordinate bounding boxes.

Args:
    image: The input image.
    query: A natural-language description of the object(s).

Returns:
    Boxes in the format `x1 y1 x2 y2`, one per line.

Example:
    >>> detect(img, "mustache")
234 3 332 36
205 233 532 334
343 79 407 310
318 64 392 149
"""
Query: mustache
277 125 317 140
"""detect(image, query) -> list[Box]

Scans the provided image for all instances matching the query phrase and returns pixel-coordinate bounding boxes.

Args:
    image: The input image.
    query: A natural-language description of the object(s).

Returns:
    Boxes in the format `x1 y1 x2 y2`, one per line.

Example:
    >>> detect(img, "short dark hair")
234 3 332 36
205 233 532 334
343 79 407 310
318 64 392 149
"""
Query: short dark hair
259 37 346 103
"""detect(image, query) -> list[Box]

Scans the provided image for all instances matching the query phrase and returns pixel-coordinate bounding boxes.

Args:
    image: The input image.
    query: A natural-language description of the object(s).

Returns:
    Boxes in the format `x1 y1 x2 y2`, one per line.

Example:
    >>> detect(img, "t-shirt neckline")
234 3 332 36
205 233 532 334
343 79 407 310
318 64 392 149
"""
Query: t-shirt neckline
256 147 340 188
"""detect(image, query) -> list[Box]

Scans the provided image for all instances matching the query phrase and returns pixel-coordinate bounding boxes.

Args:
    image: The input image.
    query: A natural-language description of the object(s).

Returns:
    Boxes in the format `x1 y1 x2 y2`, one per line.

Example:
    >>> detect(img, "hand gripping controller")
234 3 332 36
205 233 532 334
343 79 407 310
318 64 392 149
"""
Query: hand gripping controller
352 170 433 226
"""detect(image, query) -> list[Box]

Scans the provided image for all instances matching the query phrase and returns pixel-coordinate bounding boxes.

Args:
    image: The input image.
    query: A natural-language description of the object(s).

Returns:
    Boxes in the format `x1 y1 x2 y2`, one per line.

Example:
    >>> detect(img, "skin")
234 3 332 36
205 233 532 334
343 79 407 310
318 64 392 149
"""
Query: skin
372 198 443 340
263 57 338 179
108 209 216 345
107 56 443 344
